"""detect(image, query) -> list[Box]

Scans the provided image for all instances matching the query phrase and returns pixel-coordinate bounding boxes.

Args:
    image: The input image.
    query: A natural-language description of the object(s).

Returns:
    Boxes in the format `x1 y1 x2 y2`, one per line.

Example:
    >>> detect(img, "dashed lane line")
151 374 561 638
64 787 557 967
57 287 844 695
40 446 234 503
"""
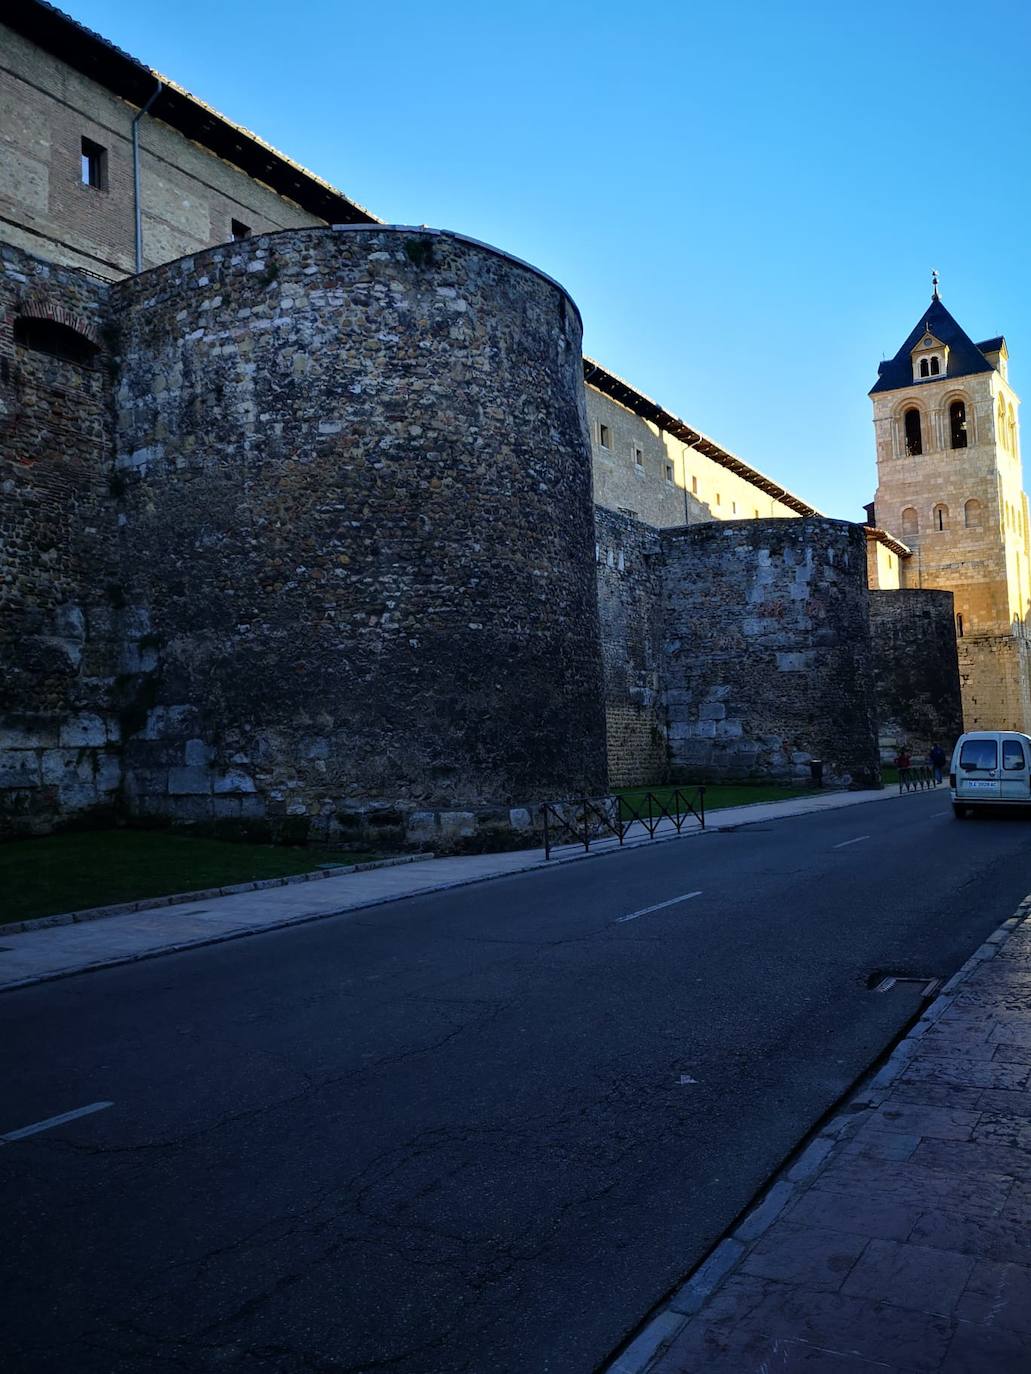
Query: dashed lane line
832 835 870 850
1 1102 114 1144
616 891 703 923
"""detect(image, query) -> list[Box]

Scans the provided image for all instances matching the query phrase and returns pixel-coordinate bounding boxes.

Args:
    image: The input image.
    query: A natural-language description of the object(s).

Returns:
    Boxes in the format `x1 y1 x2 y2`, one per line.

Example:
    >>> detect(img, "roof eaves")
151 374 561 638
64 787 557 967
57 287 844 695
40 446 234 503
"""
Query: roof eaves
583 355 820 518
864 525 911 558
6 0 379 226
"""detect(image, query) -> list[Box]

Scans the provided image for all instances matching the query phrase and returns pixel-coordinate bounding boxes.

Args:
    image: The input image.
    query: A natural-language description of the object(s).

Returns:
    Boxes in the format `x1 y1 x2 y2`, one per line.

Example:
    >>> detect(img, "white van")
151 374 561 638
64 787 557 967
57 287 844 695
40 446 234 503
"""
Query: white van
951 730 1031 817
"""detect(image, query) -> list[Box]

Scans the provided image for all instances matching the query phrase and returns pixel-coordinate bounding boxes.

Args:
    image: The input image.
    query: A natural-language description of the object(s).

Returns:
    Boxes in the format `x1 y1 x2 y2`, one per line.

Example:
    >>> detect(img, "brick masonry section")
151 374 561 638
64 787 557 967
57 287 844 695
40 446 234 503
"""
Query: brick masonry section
869 589 965 762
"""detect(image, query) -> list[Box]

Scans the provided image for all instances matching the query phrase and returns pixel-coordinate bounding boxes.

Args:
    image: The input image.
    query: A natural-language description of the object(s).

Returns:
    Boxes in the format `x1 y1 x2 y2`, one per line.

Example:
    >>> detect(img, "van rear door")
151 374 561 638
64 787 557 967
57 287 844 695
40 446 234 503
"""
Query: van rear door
999 736 1031 803
957 737 1000 800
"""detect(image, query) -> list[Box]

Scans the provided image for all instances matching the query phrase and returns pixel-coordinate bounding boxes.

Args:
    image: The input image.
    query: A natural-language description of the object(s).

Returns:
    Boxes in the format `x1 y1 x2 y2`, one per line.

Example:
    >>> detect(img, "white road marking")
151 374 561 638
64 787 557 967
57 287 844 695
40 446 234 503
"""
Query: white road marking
832 835 870 850
1 1101 113 1144
678 1074 698 1085
616 891 702 923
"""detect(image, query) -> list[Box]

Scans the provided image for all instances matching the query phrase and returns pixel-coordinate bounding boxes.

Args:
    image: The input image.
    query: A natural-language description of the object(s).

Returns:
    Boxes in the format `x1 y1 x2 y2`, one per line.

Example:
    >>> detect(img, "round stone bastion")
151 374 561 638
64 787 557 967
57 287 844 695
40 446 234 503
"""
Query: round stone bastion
111 226 608 845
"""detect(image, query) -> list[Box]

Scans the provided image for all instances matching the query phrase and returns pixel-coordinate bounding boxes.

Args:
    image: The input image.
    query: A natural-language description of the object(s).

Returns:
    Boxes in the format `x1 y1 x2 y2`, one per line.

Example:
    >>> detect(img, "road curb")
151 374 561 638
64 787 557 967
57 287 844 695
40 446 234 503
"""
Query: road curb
602 894 1031 1374
0 785 923 995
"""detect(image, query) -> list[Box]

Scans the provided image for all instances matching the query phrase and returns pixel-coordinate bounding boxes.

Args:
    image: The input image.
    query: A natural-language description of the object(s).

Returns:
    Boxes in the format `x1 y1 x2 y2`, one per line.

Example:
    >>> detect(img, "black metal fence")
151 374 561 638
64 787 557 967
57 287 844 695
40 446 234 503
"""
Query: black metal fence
540 788 705 860
899 766 939 794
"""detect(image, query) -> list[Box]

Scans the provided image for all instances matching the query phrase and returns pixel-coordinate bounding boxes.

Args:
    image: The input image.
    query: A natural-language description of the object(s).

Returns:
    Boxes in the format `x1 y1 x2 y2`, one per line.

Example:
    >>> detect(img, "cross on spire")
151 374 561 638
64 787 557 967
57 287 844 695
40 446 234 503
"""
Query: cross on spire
932 268 940 300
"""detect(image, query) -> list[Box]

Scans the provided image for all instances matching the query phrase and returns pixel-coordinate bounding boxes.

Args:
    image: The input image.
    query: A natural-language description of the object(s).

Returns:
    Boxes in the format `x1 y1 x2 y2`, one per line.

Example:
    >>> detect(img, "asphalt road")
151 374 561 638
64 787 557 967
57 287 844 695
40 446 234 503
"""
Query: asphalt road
4 791 1031 1374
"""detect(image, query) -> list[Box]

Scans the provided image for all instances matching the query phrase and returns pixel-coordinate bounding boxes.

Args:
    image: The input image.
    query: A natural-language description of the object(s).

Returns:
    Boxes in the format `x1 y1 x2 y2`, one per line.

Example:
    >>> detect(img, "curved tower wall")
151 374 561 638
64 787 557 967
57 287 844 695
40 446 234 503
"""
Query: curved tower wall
112 227 608 839
661 519 880 786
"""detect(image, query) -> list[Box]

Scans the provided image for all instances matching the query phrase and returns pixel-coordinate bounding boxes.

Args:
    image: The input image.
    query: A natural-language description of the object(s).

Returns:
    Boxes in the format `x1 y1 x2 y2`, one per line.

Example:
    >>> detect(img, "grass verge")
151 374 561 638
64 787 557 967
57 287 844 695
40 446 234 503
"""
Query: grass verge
0 831 382 926
616 781 824 821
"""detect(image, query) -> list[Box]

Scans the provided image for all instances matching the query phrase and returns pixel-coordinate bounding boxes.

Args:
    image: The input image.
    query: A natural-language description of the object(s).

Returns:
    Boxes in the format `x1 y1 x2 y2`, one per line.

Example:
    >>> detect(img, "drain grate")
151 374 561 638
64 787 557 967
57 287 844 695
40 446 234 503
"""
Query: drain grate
871 974 941 997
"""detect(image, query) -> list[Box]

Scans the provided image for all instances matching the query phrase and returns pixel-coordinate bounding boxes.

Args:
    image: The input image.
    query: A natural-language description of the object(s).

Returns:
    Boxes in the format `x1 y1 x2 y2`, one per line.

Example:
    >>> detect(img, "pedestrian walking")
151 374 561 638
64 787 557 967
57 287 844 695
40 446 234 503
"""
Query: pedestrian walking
929 742 947 785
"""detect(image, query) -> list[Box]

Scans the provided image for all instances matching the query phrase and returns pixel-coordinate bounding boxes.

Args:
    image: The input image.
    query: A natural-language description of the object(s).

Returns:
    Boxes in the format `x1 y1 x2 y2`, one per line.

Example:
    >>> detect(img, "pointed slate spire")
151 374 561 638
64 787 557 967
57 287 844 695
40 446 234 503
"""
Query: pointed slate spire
870 293 995 394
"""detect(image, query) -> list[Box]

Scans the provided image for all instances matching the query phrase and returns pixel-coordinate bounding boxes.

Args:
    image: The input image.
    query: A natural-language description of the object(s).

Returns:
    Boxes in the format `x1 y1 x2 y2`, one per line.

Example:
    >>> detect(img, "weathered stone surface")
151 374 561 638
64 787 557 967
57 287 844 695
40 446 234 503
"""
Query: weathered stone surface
869 589 964 761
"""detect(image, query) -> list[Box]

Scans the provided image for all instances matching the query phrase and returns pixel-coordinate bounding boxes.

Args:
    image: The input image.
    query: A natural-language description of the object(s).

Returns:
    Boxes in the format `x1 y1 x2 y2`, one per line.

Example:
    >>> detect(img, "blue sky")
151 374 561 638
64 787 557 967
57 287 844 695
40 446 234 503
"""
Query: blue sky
75 0 1031 518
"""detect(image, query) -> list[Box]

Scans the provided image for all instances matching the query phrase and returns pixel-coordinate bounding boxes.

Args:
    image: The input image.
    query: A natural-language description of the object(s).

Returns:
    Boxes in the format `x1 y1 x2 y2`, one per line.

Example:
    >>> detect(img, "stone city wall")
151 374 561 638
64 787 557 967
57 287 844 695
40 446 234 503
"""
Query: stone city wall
868 589 964 762
0 242 122 835
593 507 666 788
660 519 880 786
110 226 608 844
958 634 1031 735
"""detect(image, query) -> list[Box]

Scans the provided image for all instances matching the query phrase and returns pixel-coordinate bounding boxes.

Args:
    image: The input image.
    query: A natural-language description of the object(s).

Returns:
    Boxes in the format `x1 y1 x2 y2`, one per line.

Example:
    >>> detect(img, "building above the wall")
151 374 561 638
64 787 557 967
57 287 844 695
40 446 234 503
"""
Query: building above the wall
1 0 376 278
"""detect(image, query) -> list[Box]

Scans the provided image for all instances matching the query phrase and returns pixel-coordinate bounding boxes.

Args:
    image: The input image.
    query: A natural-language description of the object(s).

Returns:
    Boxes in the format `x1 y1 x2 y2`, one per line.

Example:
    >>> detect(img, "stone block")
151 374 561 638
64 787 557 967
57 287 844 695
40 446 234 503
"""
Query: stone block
508 807 532 830
168 766 212 795
406 811 438 840
59 714 107 747
213 769 256 794
184 738 213 767
0 751 41 788
95 753 122 793
698 702 726 721
41 749 92 785
438 811 476 838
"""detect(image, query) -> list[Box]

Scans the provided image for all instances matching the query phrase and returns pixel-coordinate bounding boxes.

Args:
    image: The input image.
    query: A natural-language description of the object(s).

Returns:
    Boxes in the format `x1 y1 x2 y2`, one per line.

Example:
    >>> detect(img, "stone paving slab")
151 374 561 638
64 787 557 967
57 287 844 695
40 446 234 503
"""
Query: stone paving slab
0 785 906 993
613 901 1031 1374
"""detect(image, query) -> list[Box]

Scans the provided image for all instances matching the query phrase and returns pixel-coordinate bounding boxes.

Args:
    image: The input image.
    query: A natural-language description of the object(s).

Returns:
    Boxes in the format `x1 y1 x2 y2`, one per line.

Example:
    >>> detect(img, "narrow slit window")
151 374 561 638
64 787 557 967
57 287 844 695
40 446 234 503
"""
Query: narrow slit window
664 463 673 484
691 476 698 495
904 408 923 456
933 503 948 532
950 400 968 449
598 423 610 449
957 613 964 637
81 137 107 190
633 446 644 467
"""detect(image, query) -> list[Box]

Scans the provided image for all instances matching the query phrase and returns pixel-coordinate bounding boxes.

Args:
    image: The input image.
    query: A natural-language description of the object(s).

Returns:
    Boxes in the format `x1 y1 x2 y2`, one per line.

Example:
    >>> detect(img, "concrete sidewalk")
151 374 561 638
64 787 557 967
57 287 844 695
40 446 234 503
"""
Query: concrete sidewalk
612 900 1031 1374
0 784 909 992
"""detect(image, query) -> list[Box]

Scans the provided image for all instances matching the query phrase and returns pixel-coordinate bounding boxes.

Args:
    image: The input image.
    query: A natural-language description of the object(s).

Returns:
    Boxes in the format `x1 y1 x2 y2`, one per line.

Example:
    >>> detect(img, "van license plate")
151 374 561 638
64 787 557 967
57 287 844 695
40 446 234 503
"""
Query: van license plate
964 780 995 790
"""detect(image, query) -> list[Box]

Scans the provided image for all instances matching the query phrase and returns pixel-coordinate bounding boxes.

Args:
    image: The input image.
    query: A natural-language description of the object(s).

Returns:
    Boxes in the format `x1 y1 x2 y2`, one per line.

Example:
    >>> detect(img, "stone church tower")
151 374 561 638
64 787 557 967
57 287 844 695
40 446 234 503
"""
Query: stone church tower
870 282 1031 731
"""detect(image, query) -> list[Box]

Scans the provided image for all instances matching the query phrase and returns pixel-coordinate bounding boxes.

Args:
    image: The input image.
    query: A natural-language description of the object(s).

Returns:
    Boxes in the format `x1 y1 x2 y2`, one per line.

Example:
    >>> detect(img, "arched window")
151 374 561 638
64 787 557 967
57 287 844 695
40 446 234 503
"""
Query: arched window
933 503 949 532
957 613 964 637
904 408 923 456
930 356 940 376
964 498 982 528
13 316 98 367
901 506 918 537
1009 405 1017 454
920 358 930 378
999 394 1008 448
950 400 968 449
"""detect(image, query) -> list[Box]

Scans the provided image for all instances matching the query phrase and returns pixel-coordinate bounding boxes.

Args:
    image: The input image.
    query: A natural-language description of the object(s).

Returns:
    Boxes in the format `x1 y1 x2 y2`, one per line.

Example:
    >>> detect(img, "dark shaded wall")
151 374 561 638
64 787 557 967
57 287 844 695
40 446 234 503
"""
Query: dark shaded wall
868 590 964 761
593 507 666 787
0 243 122 835
661 519 880 787
110 227 608 838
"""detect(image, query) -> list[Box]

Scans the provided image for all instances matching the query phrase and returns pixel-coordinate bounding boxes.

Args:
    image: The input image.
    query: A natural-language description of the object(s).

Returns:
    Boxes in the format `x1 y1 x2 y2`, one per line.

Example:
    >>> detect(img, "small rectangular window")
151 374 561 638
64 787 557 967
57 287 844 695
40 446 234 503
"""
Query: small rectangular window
599 423 610 449
716 492 721 506
665 464 673 484
633 446 643 467
691 476 698 495
732 501 737 515
231 218 252 240
81 137 107 190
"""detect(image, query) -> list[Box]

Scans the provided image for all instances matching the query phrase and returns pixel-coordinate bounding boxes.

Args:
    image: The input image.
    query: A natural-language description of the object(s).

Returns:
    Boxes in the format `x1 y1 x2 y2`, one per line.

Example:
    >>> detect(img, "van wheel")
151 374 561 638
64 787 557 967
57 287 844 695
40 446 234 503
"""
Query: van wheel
953 804 967 819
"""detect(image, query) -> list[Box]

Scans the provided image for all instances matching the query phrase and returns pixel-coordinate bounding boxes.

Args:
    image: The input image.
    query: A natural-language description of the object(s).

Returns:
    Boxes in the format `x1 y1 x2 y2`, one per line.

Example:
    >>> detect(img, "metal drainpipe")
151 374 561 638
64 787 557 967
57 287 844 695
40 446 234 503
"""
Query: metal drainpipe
132 80 163 273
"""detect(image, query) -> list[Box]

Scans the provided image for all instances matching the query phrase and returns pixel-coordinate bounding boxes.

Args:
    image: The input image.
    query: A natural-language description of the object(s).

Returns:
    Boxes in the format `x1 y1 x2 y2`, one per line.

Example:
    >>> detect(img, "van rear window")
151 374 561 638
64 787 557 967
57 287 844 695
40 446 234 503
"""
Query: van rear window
1003 740 1026 770
960 740 998 771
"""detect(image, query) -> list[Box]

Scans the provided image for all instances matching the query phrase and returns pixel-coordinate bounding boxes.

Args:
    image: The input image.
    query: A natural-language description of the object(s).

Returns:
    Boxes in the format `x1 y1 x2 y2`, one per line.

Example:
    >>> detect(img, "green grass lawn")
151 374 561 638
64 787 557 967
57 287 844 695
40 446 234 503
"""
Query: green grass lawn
0 830 382 925
616 781 823 821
